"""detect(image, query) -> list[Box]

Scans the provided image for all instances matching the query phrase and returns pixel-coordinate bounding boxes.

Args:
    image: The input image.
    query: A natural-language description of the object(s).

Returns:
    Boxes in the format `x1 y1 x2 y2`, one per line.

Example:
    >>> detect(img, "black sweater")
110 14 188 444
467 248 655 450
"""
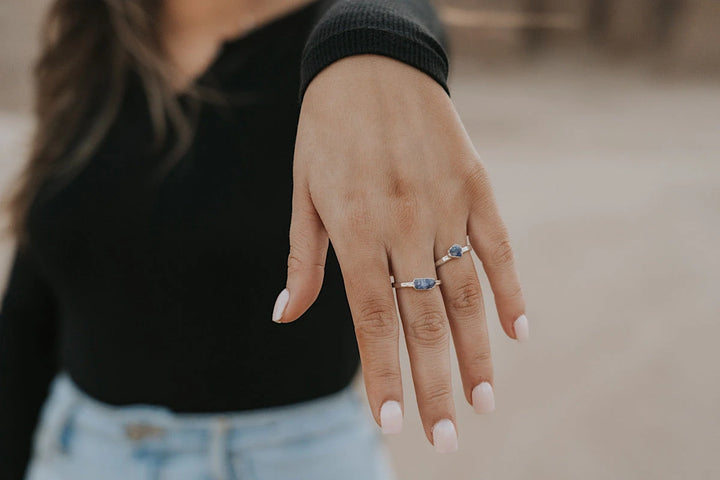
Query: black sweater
0 1 448 477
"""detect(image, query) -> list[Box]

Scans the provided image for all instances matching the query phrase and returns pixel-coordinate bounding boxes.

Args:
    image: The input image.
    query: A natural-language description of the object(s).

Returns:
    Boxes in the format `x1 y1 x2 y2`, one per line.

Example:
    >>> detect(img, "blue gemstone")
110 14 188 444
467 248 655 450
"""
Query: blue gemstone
413 278 436 290
448 244 463 258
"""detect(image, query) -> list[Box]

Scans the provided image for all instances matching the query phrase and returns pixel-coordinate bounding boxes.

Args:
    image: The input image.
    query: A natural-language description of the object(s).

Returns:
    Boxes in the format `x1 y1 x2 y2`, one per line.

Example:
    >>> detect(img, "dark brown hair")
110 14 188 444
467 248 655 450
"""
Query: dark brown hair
7 0 191 242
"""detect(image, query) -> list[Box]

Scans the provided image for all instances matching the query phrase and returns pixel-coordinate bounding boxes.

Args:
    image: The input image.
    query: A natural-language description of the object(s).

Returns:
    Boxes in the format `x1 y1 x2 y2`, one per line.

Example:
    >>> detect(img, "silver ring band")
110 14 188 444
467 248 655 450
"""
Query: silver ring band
435 244 472 267
391 277 442 290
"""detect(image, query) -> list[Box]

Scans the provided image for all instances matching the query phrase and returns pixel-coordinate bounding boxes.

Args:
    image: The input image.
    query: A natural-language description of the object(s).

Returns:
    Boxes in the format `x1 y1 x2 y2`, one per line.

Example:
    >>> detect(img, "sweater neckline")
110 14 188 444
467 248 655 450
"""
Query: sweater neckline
221 0 322 50
177 0 323 96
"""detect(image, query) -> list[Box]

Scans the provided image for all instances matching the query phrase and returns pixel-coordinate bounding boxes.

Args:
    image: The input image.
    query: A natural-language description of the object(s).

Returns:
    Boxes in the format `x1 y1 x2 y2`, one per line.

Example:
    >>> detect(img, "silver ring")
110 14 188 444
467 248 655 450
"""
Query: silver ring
391 277 442 290
435 243 472 267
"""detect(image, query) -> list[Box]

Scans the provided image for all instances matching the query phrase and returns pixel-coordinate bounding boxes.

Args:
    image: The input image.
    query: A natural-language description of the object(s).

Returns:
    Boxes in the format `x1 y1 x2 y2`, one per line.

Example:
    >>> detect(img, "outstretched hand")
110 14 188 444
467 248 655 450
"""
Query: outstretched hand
273 54 528 453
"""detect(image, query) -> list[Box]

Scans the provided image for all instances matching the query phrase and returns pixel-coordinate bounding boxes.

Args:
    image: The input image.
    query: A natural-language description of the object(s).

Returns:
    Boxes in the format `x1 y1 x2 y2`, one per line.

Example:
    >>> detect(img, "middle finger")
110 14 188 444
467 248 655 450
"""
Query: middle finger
390 241 457 453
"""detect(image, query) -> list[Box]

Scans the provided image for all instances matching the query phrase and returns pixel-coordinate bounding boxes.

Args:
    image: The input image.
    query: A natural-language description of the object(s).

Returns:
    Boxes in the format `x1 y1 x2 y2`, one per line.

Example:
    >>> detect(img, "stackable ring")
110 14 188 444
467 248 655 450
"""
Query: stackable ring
435 243 473 267
391 277 442 290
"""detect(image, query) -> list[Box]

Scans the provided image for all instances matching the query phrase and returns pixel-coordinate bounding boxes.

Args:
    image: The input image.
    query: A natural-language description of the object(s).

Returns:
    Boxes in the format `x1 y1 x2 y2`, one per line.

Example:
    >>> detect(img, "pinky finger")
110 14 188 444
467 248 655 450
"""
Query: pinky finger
467 213 528 342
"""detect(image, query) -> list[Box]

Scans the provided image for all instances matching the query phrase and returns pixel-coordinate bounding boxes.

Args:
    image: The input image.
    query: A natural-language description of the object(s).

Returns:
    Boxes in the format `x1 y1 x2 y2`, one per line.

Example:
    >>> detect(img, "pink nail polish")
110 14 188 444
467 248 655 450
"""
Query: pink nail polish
380 401 403 434
272 289 290 323
514 314 529 342
472 382 495 414
432 419 458 453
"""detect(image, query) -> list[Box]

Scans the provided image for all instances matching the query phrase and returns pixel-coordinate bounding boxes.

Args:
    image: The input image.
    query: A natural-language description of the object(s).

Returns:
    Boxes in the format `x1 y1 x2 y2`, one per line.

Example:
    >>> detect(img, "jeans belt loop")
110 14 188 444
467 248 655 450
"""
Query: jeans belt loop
209 415 231 480
124 423 166 441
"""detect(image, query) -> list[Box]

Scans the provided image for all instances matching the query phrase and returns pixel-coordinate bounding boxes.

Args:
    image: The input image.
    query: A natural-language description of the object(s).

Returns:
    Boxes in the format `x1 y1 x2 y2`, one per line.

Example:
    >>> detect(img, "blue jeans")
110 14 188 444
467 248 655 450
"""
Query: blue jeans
26 375 395 480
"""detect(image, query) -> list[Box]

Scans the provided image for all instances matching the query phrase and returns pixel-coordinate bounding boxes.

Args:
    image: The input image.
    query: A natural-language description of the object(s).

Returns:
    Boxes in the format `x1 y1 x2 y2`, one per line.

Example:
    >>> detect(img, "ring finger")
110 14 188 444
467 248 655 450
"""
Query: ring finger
434 234 494 415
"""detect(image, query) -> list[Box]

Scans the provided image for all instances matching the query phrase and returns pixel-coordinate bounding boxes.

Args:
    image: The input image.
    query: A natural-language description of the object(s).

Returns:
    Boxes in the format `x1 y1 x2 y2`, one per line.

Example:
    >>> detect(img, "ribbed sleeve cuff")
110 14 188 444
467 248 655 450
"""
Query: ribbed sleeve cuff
300 27 449 101
298 1 450 102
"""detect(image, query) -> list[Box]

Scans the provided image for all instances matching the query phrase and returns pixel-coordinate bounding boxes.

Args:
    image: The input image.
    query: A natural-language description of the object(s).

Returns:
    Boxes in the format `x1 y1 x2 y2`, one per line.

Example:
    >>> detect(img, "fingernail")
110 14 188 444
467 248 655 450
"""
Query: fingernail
514 314 529 342
272 289 290 323
472 382 495 414
380 401 403 434
432 419 458 453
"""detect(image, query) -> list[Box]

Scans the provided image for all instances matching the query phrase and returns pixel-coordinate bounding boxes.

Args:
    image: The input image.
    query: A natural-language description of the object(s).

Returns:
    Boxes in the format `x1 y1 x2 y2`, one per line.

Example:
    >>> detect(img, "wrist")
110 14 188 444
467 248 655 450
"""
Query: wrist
302 54 450 116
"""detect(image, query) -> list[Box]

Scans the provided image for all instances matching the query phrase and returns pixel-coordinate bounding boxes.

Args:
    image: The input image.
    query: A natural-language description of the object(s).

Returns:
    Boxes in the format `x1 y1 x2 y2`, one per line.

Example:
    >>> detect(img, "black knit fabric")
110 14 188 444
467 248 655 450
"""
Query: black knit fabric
0 1 448 478
300 0 449 99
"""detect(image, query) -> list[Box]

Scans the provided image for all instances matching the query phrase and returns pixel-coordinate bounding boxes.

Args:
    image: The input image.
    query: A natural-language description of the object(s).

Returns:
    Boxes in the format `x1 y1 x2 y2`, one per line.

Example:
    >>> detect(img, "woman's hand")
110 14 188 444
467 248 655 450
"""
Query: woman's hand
274 54 528 452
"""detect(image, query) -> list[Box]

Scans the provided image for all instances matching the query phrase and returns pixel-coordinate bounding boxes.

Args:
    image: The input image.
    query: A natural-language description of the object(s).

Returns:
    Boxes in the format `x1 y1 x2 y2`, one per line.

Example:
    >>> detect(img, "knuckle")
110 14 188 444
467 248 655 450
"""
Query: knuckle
286 250 302 274
446 280 483 317
386 174 415 201
420 383 453 408
503 284 524 303
406 310 448 346
363 364 401 384
286 247 324 274
488 238 515 267
354 298 397 341
286 248 314 274
383 170 421 232
464 163 491 204
469 346 493 367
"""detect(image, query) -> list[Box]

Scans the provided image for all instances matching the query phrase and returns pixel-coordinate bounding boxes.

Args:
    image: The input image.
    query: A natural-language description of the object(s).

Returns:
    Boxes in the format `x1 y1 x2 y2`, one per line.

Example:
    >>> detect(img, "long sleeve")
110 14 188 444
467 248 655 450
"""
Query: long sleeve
0 245 58 480
299 0 450 100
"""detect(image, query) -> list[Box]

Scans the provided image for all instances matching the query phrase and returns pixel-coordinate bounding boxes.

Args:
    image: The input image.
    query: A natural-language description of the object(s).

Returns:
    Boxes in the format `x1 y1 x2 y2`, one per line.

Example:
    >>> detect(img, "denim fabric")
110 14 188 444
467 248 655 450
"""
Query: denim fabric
26 375 395 480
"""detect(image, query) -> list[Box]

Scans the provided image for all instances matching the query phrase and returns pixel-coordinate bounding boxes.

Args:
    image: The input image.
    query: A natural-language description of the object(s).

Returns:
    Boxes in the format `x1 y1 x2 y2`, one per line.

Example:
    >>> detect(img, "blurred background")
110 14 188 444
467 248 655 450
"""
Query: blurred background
1 1 719 479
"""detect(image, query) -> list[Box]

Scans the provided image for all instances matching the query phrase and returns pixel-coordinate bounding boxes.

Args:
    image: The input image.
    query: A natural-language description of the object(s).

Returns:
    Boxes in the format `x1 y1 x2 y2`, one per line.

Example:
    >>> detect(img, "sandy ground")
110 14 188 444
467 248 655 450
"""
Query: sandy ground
2 2 720 479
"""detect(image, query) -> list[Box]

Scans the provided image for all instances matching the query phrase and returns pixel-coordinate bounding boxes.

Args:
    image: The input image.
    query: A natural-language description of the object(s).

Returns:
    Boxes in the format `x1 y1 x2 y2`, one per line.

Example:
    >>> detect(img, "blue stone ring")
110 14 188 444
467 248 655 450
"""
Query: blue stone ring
392 277 442 290
434 243 473 267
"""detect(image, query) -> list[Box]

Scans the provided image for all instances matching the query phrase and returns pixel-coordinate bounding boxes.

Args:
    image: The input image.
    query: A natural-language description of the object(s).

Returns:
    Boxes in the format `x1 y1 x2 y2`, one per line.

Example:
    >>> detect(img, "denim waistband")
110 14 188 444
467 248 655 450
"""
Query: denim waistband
41 374 363 453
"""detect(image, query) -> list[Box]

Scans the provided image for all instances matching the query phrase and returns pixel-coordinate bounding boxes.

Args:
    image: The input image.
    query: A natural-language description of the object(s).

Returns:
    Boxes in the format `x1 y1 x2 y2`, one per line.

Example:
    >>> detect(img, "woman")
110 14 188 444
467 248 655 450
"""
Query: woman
0 0 529 478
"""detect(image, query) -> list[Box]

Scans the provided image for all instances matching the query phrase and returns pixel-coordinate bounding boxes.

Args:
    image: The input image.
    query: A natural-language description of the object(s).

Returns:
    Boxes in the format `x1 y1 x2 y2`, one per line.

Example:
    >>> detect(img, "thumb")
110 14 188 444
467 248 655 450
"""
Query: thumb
272 181 329 323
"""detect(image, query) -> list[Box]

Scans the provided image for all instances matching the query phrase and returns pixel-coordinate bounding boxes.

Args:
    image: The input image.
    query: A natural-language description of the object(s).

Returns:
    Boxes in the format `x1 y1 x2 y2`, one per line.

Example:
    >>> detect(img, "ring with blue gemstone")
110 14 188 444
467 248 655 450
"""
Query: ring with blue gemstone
434 243 473 267
392 277 442 290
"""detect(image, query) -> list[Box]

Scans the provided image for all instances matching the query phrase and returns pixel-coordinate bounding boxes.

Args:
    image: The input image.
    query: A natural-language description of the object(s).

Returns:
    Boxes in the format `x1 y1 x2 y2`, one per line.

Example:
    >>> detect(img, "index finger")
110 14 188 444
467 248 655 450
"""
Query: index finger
335 240 405 435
